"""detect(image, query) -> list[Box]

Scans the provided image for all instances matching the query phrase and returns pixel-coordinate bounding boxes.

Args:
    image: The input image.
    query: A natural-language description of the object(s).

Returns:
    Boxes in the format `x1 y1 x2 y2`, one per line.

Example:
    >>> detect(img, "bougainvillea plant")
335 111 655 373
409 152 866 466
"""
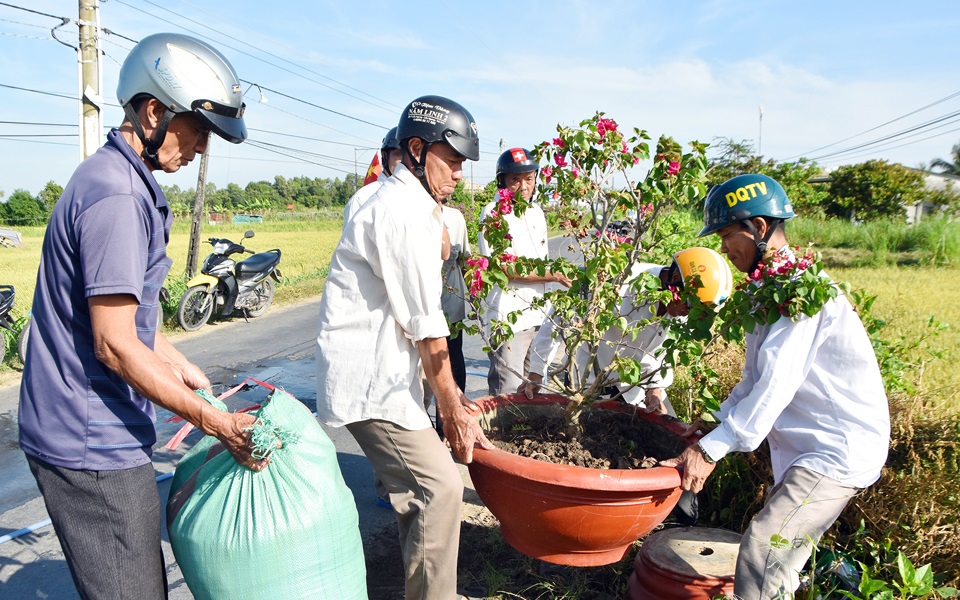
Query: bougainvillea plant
462 112 712 434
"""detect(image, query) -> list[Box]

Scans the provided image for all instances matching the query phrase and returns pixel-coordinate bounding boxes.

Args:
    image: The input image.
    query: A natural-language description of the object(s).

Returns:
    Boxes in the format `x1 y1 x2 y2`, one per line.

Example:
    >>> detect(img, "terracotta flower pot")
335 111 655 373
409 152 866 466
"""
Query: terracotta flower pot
466 394 688 567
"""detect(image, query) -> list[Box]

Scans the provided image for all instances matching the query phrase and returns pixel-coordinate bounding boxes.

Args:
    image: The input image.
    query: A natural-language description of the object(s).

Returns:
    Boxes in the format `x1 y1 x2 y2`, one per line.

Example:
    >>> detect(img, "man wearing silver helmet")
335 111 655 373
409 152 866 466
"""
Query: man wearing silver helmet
316 95 493 599
19 33 261 600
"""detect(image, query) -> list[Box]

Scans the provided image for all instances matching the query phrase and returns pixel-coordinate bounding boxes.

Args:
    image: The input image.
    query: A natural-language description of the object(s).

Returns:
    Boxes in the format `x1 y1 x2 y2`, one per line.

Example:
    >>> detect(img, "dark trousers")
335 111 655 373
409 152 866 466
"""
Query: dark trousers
27 456 168 600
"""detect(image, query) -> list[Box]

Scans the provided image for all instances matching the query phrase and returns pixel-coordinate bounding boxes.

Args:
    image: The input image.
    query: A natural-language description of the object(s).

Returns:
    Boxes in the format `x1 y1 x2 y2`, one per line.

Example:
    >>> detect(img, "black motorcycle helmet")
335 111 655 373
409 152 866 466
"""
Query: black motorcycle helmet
380 126 400 177
396 95 479 198
495 147 539 189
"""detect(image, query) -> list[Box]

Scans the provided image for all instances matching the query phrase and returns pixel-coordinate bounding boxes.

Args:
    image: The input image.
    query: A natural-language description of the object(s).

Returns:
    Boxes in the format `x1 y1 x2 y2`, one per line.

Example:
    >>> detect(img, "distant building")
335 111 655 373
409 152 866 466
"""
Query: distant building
904 168 959 223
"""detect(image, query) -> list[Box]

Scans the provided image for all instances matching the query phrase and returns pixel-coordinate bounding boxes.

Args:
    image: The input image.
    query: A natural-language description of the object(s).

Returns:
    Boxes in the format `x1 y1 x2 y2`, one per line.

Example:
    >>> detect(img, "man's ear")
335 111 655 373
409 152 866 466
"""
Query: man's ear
751 216 770 239
406 137 424 163
140 98 167 129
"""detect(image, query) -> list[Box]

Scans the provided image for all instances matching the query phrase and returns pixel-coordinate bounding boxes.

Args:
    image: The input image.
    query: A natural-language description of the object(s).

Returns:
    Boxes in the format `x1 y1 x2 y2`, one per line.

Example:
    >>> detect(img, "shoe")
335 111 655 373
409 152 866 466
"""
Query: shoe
457 584 487 599
666 489 699 525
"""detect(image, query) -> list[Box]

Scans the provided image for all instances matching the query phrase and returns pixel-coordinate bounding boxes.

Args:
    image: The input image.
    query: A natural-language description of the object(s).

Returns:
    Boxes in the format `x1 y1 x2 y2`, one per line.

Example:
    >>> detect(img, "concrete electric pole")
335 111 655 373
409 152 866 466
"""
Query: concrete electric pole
78 0 103 160
186 145 211 278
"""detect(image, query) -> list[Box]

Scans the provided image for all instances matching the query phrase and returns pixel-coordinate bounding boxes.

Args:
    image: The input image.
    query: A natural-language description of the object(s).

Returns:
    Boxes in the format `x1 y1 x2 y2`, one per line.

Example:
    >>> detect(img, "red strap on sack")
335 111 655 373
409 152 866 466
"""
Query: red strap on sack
164 377 277 450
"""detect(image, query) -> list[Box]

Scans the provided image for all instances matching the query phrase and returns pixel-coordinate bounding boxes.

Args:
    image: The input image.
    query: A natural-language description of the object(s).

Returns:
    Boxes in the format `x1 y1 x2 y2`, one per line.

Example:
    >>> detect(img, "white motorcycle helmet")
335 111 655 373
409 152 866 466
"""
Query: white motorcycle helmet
117 33 247 167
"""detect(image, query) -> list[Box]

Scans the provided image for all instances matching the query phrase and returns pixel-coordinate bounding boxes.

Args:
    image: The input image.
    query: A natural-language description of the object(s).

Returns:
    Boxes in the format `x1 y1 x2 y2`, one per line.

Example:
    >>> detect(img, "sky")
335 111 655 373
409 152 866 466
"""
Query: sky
2 0 959 197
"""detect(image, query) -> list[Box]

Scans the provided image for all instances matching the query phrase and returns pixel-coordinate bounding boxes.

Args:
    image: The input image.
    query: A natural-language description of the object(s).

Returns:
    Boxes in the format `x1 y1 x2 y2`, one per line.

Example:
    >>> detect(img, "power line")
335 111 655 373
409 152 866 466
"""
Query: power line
784 89 960 161
0 120 74 127
0 82 122 107
807 109 960 162
109 0 394 128
243 81 387 130
814 124 960 167
0 1 65 21
0 82 75 101
244 140 355 175
133 0 400 114
248 127 378 148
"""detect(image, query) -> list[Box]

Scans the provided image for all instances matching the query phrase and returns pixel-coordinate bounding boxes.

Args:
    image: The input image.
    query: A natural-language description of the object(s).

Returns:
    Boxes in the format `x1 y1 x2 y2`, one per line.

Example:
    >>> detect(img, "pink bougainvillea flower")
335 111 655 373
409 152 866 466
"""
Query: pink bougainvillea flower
596 117 618 139
504 233 513 241
553 137 565 148
466 255 489 270
667 161 680 175
542 165 553 183
500 253 518 263
572 167 580 178
495 188 514 215
621 141 629 153
633 156 640 165
554 153 568 168
639 202 654 218
469 270 484 296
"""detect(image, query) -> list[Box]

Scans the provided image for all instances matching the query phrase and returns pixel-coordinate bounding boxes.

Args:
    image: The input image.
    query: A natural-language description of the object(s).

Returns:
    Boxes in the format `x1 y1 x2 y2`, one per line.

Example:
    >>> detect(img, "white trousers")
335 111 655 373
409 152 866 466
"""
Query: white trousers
734 466 859 600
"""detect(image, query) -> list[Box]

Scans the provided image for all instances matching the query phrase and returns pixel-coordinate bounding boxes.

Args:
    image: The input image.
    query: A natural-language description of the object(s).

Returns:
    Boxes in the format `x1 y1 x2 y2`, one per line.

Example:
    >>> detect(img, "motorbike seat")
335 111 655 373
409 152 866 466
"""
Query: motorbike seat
237 251 281 278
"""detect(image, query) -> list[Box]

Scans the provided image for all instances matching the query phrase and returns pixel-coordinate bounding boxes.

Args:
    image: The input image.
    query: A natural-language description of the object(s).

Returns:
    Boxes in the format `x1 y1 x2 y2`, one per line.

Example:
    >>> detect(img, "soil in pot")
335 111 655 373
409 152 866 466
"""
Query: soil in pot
484 402 688 470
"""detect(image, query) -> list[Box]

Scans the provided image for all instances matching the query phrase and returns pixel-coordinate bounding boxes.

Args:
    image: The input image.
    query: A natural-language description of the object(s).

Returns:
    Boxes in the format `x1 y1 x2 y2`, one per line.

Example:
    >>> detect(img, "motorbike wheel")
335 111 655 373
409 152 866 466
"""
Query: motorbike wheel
177 286 214 331
17 316 29 363
244 278 274 318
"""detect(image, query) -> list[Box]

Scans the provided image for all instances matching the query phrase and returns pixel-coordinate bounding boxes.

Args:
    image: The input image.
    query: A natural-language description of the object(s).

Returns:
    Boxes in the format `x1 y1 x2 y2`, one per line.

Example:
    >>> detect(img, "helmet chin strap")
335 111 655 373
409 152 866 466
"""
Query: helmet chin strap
403 141 437 202
123 103 175 170
741 218 781 271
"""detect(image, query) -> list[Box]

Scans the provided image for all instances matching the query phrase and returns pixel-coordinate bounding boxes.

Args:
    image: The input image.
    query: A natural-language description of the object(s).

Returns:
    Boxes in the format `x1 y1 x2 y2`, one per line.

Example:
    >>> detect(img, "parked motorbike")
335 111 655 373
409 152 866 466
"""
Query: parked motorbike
0 284 25 362
176 230 282 332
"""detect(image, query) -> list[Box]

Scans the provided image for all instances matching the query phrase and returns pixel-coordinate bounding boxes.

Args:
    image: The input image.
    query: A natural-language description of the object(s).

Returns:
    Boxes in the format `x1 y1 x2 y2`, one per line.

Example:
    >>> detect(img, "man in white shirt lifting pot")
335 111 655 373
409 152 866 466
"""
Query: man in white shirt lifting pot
661 173 890 600
316 95 493 600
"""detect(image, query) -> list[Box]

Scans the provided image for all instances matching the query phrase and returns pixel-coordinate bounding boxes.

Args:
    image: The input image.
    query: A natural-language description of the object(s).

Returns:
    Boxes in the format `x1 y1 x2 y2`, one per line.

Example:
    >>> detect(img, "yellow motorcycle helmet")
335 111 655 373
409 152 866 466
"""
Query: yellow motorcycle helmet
671 247 733 306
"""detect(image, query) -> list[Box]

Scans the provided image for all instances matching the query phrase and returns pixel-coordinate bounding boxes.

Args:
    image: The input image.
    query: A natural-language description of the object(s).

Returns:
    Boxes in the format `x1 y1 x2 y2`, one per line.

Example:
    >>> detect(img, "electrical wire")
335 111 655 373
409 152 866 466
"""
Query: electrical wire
133 0 400 113
109 0 392 129
783 89 960 162
243 140 355 175
806 109 960 163
0 1 64 21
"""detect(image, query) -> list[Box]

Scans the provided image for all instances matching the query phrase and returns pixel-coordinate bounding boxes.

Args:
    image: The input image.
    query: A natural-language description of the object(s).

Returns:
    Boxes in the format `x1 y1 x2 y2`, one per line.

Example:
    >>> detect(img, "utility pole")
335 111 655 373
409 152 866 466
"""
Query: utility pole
354 148 360 193
186 145 211 278
758 104 764 159
78 0 103 160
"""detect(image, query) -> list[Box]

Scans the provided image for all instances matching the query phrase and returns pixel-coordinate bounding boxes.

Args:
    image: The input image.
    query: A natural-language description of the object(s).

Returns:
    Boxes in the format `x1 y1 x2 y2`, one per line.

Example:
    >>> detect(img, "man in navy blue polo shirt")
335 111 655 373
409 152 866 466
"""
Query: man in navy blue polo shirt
19 34 261 600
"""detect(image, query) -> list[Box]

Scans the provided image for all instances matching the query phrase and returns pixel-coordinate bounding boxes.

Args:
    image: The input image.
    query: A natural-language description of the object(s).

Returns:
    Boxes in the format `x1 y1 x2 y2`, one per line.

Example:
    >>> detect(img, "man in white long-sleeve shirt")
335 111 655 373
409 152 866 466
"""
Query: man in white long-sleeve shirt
661 174 890 599
519 248 733 416
343 126 402 222
316 95 493 600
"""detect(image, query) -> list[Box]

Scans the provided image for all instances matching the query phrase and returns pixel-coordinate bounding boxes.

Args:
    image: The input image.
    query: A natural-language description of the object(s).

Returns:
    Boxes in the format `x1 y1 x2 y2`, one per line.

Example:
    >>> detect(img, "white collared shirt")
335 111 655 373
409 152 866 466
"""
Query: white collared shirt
316 164 449 430
699 273 891 488
477 201 551 332
528 264 675 405
342 171 388 223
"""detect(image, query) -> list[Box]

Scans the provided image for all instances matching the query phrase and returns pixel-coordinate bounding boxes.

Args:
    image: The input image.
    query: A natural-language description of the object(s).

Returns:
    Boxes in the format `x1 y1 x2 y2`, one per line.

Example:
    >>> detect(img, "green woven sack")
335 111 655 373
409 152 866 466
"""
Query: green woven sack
167 388 366 599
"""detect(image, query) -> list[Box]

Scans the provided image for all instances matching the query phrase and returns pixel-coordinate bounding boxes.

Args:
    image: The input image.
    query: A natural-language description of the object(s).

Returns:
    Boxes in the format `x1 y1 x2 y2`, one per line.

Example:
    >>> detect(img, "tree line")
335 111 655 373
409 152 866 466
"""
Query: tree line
2 142 959 227
0 174 362 226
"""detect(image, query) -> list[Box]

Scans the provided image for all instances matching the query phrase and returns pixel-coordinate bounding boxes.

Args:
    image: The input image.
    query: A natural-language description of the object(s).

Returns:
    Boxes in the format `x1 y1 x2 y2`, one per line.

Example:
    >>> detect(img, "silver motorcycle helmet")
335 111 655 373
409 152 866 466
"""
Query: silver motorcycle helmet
117 33 247 165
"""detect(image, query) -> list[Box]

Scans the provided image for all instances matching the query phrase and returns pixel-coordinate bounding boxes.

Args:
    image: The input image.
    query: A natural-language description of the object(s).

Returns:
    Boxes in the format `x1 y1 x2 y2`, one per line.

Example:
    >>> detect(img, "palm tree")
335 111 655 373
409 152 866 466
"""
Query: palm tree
930 143 960 176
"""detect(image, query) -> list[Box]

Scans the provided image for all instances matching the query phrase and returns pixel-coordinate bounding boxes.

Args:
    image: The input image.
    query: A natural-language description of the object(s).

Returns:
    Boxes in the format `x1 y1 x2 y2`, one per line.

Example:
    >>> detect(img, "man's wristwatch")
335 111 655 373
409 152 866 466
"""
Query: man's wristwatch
696 440 716 464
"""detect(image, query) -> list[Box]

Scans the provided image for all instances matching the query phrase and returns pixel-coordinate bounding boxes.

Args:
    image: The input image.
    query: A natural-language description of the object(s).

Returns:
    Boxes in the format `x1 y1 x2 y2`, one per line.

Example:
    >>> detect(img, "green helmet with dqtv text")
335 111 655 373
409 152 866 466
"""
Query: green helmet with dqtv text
698 174 795 237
